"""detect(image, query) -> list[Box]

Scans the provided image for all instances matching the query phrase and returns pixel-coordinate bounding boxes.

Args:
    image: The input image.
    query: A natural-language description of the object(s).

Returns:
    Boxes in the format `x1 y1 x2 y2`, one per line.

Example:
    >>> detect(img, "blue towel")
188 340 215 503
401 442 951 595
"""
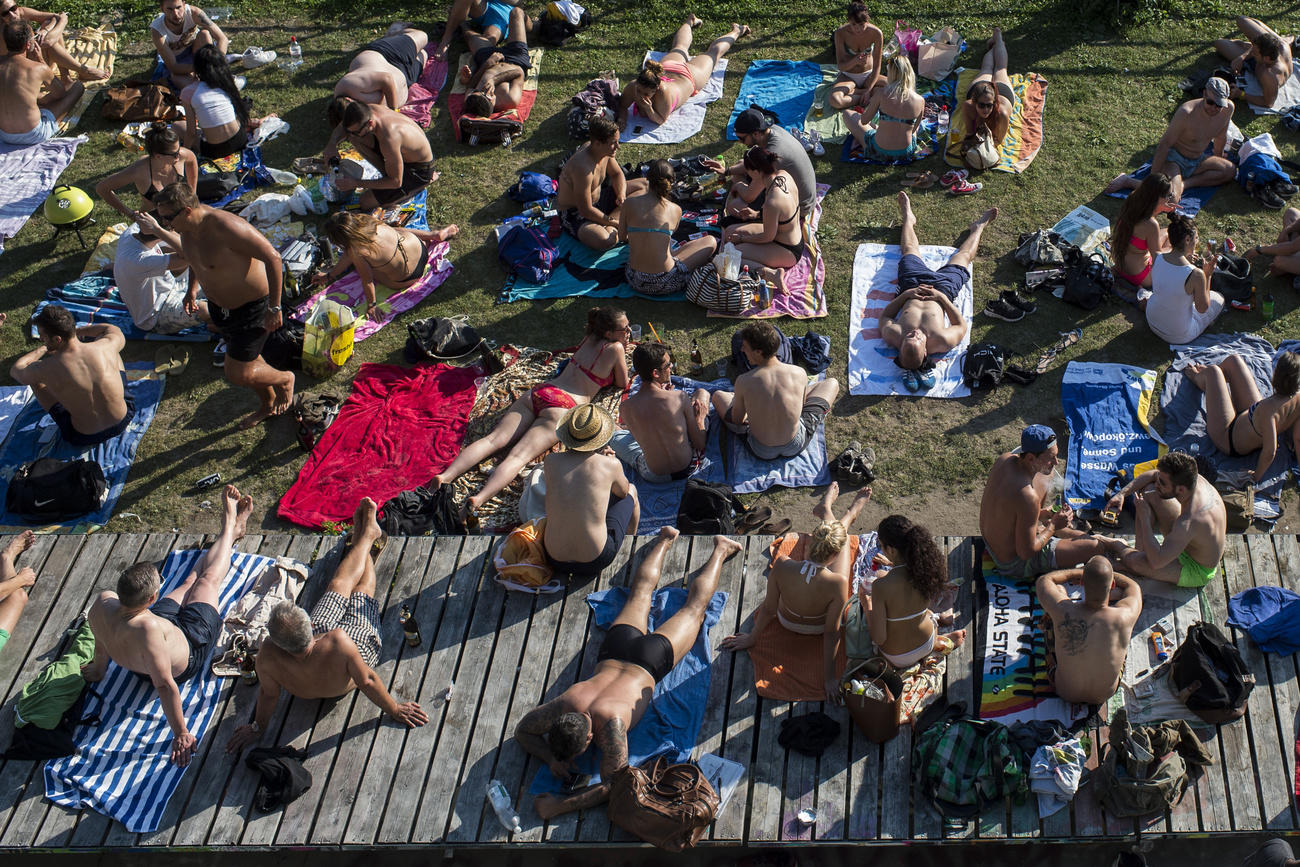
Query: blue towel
530 584 728 794
0 362 163 530
721 411 830 495
726 60 824 139
32 276 211 343
1227 586 1300 655
1062 361 1162 511
202 145 275 210
1106 159 1218 217
45 547 274 832
500 233 687 303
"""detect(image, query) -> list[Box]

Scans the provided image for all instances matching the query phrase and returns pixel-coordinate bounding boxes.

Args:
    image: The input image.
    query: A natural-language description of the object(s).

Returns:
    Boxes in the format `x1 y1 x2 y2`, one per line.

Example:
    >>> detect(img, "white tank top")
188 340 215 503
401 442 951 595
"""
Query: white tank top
190 82 237 128
151 5 198 52
1145 255 1198 344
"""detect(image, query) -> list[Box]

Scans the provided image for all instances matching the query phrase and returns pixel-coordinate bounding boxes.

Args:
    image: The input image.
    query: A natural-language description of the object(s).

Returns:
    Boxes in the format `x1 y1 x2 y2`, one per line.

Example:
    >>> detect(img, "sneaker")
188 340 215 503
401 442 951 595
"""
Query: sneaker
949 178 983 195
242 47 277 68
1001 289 1037 315
917 368 937 390
1254 184 1285 210
901 369 921 392
940 169 969 187
212 339 228 367
983 297 1026 322
808 129 825 157
234 74 247 90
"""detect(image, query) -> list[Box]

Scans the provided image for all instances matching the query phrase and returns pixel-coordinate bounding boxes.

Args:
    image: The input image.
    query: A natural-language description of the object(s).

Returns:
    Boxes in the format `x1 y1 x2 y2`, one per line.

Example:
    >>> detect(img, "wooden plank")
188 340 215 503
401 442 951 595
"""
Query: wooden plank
1262 534 1300 830
780 699 816 841
1214 536 1263 830
845 724 880 840
940 536 976 840
739 536 783 844
0 533 64 703
1071 718 1108 837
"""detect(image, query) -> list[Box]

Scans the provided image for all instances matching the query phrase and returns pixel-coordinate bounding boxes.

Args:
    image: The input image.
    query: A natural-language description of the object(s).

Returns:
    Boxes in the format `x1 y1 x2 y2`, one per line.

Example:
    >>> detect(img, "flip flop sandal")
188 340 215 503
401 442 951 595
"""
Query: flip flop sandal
153 346 189 377
1033 328 1082 374
736 505 773 533
902 171 937 189
758 517 792 536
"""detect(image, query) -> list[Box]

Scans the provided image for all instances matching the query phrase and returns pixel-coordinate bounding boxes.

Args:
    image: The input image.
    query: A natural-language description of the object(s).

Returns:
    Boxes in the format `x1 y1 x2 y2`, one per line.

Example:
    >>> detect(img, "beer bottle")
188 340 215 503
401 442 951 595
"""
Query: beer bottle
690 339 703 367
401 604 422 647
240 649 258 686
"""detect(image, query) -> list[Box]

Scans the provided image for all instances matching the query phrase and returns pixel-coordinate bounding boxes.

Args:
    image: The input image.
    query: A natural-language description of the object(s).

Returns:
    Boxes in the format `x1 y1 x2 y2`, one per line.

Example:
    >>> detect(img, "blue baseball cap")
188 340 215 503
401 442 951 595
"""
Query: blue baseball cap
1021 424 1057 454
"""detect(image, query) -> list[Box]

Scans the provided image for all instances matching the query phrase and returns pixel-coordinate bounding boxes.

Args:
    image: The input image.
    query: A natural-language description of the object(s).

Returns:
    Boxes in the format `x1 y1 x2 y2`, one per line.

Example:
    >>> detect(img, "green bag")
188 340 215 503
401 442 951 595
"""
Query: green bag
913 705 1027 819
1093 707 1214 818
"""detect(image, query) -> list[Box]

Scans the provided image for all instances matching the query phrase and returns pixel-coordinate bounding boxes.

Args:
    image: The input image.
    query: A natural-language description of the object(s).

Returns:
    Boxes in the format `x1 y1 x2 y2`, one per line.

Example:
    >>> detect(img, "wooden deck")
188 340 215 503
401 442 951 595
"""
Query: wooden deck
0 531 1295 852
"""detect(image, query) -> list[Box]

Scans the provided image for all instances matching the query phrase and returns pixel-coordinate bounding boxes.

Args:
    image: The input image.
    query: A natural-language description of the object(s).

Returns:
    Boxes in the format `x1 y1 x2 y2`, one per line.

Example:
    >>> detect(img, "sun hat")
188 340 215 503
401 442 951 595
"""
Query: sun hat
556 404 615 452
1021 424 1057 454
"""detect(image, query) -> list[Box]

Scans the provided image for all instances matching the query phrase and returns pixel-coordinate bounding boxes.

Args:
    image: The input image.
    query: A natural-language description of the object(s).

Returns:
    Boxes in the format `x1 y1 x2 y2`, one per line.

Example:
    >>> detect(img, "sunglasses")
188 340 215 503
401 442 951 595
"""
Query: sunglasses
977 101 995 109
154 210 180 226
0 5 18 15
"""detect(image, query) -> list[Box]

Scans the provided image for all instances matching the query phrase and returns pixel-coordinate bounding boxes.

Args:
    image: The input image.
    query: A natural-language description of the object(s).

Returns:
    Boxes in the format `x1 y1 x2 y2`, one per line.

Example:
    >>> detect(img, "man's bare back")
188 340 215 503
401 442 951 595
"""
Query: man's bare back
1036 562 1142 705
336 63 408 110
179 208 274 308
89 592 191 679
543 448 626 562
979 452 1040 563
11 318 130 437
734 361 808 445
620 385 703 476
256 631 360 699
555 145 609 212
0 50 50 134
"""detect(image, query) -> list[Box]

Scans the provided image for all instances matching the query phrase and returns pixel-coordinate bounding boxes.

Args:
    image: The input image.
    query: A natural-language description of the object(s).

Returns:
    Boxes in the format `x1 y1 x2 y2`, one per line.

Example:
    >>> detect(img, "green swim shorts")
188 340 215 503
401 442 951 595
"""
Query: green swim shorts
0 627 9 654
1177 551 1218 588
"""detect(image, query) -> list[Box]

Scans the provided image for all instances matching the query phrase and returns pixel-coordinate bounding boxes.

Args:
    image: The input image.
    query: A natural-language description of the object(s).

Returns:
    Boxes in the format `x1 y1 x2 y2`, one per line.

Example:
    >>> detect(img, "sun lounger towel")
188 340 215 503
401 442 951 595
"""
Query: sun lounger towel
447 47 542 142
1244 59 1300 114
848 243 973 398
942 70 1047 173
56 26 118 135
530 584 728 794
0 134 85 255
289 239 452 342
1062 361 1162 512
1119 580 1212 726
726 60 825 139
1105 159 1219 217
707 184 829 320
45 547 274 832
32 275 210 342
0 362 162 532
1161 333 1293 518
278 362 478 529
399 53 450 128
977 546 1092 725
621 52 727 144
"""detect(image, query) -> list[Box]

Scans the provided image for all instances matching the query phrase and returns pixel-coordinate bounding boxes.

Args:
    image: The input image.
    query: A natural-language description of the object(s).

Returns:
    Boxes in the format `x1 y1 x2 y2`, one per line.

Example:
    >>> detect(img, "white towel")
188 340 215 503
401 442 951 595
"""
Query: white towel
620 52 727 144
848 243 973 398
1245 59 1300 113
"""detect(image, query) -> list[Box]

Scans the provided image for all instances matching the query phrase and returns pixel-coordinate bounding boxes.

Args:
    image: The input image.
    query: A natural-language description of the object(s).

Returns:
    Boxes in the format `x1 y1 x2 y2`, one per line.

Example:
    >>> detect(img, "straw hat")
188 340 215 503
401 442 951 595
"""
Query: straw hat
556 404 615 452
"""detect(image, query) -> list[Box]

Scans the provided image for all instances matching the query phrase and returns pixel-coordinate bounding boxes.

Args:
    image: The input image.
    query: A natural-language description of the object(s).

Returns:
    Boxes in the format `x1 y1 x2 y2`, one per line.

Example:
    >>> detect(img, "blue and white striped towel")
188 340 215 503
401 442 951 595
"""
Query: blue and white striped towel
45 548 271 833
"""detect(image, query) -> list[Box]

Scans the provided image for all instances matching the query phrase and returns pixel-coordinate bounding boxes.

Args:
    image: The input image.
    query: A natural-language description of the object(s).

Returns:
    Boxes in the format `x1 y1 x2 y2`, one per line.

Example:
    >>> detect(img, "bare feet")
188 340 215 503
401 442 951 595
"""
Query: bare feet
897 190 914 221
272 372 295 417
813 481 840 522
1103 173 1133 194
435 224 460 241
353 496 382 544
841 485 874 528
2 530 35 566
758 265 786 292
735 23 751 39
13 567 36 590
239 405 274 429
685 13 703 27
713 535 743 558
79 65 109 81
233 493 253 540
658 525 680 543
1182 362 1210 389
971 207 998 230
941 628 967 648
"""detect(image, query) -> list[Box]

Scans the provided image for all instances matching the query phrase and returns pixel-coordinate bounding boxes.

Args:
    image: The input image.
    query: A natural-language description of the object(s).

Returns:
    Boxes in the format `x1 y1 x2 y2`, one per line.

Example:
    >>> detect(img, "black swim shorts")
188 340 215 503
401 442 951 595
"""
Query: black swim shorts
372 160 436 207
545 493 636 577
560 180 617 238
361 33 422 87
151 599 223 683
48 370 136 447
596 623 675 683
473 40 531 73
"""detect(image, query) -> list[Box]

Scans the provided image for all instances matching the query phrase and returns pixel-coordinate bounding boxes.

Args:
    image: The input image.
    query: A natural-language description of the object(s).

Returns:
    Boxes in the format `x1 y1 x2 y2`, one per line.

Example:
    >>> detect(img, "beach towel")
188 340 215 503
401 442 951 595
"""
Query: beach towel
498 232 646 302
1120 581 1213 726
398 54 450 128
620 52 726 144
801 65 852 144
0 134 84 254
45 548 273 832
289 238 452 342
978 549 1091 725
1227 586 1300 655
725 60 825 139
31 276 210 342
1106 160 1218 217
1160 334 1293 517
56 26 118 134
942 70 1047 173
848 243 973 398
1244 59 1300 114
447 47 542 142
706 184 829 320
0 363 163 532
278 362 477 529
1062 361 1162 512
530 584 728 794
199 145 276 209
721 393 831 495
0 387 31 448
838 74 957 164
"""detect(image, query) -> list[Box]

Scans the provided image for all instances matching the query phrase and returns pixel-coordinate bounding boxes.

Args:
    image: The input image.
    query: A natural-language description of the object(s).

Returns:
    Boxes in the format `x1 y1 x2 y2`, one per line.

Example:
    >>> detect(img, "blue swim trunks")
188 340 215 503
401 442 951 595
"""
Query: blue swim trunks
897 253 968 302
0 109 58 147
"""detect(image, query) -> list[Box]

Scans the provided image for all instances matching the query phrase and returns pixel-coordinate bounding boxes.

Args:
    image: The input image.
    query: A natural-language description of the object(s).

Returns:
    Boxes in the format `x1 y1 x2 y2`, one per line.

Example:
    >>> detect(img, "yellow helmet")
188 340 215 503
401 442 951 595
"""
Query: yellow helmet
44 184 94 226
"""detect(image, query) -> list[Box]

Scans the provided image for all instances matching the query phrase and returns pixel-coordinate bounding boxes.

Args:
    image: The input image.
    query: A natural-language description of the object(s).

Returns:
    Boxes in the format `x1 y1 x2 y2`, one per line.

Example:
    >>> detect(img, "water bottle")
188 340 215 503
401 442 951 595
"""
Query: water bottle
286 36 302 69
1263 293 1275 321
937 108 950 136
486 779 521 833
758 277 771 309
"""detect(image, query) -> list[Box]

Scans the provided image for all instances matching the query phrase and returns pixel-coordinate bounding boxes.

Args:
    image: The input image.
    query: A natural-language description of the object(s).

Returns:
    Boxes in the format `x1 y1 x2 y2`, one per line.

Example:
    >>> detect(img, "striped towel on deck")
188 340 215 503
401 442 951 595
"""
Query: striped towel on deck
45 548 272 832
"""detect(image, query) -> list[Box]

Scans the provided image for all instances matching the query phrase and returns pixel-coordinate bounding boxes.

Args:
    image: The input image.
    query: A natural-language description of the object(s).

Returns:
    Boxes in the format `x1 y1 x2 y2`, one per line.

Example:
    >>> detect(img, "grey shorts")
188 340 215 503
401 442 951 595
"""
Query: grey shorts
1164 148 1206 179
726 396 829 460
988 537 1058 580
311 591 382 667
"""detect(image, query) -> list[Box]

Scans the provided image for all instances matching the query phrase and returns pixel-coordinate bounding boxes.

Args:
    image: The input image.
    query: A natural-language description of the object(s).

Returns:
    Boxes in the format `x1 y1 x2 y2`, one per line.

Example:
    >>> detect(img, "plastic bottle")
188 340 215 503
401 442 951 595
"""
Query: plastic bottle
758 277 771 309
486 779 522 833
1263 293 1275 321
937 108 950 136
287 36 302 67
1047 471 1066 513
1150 630 1168 662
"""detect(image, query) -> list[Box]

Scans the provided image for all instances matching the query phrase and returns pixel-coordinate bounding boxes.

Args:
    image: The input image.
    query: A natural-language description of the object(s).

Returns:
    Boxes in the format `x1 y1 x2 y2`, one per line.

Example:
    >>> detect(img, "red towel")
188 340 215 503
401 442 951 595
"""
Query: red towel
399 55 449 128
278 362 477 528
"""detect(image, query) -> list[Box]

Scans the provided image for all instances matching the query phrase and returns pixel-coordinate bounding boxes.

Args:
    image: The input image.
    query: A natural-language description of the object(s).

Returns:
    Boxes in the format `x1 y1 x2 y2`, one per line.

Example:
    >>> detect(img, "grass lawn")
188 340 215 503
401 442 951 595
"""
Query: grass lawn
2 0 1298 536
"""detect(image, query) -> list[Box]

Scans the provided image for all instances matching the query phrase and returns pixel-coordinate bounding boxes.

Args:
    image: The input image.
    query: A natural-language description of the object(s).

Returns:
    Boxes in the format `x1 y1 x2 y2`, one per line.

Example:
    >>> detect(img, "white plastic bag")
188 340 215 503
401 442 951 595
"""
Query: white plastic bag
288 183 324 215
238 193 292 224
712 242 742 281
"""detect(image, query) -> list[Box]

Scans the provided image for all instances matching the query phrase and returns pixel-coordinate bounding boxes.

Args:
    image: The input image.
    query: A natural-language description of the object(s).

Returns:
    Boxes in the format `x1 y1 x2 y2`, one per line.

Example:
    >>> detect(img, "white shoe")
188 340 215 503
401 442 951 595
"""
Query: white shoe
225 53 244 65
242 47 277 69
234 74 247 90
790 126 813 152
808 129 825 157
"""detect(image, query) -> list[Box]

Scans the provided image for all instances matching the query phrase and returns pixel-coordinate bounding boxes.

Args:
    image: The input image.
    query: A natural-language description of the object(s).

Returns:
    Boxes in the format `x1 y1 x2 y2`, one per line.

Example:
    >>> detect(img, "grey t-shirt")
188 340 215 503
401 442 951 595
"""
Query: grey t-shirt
764 125 818 217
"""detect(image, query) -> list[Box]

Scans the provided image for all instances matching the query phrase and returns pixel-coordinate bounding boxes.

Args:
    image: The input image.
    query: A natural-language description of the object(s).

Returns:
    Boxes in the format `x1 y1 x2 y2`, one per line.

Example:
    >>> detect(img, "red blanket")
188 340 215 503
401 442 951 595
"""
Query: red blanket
278 362 477 528
399 55 449 128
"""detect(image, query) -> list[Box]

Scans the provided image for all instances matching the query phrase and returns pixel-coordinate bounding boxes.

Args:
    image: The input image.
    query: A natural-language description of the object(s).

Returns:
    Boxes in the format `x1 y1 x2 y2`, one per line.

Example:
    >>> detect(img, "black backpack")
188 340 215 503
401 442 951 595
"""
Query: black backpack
1209 252 1253 305
962 343 1008 391
1170 622 1255 723
676 479 742 534
405 316 485 362
1060 248 1113 310
5 458 107 522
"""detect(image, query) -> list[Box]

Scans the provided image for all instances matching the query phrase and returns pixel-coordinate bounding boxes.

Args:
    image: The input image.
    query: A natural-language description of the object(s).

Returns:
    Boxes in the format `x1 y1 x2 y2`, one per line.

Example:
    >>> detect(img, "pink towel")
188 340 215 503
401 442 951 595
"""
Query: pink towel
399 55 449 128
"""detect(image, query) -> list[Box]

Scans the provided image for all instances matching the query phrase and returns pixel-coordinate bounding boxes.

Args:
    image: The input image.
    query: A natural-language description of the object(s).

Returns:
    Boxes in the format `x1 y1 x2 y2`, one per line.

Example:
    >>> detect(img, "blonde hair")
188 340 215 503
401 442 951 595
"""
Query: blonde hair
884 54 916 102
323 211 383 259
807 521 848 563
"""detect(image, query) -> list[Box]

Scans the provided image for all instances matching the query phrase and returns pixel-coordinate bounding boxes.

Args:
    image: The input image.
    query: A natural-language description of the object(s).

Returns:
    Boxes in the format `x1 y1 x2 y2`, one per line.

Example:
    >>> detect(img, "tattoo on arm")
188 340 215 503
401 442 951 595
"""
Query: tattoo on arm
598 717 629 776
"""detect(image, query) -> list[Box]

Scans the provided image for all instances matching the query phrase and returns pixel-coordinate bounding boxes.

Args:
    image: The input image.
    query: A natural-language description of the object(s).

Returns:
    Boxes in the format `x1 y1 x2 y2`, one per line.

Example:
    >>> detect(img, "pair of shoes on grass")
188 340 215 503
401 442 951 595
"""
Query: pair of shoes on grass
983 290 1037 322
941 168 982 195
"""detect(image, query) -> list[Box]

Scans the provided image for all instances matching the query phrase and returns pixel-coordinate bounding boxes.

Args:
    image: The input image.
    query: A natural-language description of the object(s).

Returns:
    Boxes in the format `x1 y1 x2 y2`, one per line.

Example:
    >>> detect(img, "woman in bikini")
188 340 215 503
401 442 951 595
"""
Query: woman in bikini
433 306 630 522
864 514 966 670
96 123 198 223
618 159 717 297
618 15 749 130
720 146 804 291
313 212 459 318
843 54 925 162
721 482 874 704
1112 172 1178 292
1184 351 1300 484
827 1 883 110
952 28 1015 169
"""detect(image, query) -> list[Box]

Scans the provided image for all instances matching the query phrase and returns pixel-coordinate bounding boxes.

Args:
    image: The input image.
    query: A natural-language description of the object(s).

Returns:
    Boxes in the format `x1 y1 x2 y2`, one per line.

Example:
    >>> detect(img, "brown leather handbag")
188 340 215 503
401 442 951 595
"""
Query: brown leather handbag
608 756 719 852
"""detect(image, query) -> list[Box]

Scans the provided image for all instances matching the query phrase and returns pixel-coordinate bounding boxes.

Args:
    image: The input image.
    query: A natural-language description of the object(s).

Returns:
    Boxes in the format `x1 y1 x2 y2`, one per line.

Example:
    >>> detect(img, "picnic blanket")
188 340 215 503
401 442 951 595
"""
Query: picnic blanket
977 549 1092 725
398 53 450 127
56 26 118 134
801 65 852 144
707 184 829 320
0 363 163 532
1119 580 1212 726
725 60 825 139
1244 59 1300 114
447 47 542 142
277 362 478 529
747 532 858 701
621 52 727 144
848 243 973 398
199 146 276 209
498 233 648 303
0 387 32 450
530 584 728 794
0 134 85 255
1106 160 1218 217
1161 333 1292 518
289 238 453 342
45 547 273 832
31 275 210 342
722 390 831 494
1062 361 1162 512
942 70 1047 173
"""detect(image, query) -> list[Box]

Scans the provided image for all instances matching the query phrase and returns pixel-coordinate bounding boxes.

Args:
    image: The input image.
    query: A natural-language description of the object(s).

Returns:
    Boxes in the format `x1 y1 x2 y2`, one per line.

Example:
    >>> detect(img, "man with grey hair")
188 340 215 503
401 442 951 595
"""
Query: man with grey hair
83 484 252 766
225 498 426 754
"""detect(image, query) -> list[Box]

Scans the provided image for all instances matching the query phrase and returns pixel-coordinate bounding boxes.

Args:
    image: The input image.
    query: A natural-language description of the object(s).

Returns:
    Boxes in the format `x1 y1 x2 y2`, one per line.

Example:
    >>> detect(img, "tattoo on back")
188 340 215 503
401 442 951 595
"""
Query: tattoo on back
1059 614 1089 655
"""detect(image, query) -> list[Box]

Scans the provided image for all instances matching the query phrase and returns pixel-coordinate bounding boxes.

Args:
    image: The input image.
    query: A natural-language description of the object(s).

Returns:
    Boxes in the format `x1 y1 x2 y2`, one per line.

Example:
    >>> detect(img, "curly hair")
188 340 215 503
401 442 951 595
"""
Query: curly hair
637 58 664 90
876 514 947 599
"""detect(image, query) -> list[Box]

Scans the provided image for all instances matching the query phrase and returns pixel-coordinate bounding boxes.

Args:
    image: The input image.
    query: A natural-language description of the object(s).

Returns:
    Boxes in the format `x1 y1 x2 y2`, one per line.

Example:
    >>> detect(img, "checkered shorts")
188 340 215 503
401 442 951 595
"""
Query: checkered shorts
311 591 382 668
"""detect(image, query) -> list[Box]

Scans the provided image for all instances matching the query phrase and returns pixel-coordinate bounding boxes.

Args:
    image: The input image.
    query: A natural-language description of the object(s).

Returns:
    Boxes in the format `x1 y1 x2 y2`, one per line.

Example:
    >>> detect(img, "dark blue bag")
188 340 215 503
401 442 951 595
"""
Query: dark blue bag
498 223 556 284
1238 152 1292 189
508 171 556 203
